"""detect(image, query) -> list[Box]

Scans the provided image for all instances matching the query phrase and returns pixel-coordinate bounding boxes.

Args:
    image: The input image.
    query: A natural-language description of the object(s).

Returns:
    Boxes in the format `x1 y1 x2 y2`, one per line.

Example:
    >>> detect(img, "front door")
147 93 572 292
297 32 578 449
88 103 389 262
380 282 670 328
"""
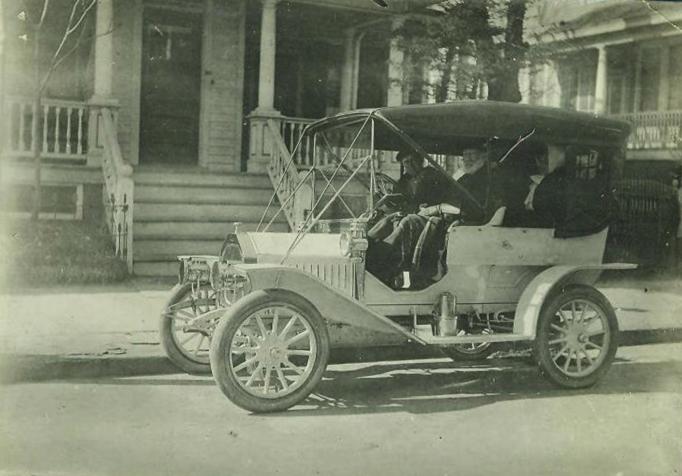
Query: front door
140 7 202 164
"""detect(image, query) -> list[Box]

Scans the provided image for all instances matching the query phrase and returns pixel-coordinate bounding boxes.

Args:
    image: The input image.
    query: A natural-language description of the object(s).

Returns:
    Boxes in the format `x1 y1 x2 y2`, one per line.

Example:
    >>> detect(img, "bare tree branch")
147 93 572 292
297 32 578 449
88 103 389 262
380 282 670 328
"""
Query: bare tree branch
66 0 96 36
49 0 96 82
41 21 113 91
37 0 50 27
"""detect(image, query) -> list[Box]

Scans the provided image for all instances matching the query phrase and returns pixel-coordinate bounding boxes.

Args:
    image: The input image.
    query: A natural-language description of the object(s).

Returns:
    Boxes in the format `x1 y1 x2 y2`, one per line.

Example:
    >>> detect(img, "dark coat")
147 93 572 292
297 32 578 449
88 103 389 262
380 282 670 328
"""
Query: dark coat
504 166 615 237
396 166 452 213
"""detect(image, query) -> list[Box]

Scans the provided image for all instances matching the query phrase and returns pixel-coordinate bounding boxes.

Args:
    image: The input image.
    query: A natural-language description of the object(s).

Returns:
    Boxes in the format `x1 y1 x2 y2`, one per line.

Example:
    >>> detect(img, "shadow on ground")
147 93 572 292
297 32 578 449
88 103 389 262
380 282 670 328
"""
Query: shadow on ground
285 356 682 416
3 328 681 385
8 353 681 418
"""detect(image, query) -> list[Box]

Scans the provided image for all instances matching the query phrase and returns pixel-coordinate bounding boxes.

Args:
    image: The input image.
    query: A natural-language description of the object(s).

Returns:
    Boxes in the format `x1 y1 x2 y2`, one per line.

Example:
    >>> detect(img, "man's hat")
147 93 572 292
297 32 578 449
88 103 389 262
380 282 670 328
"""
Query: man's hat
396 150 418 162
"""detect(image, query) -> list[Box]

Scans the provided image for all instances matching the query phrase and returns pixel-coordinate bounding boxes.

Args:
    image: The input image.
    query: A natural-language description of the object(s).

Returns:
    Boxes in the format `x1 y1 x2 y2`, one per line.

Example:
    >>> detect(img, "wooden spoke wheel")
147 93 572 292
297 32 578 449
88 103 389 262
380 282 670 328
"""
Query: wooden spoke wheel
534 285 618 388
210 290 330 413
160 283 218 374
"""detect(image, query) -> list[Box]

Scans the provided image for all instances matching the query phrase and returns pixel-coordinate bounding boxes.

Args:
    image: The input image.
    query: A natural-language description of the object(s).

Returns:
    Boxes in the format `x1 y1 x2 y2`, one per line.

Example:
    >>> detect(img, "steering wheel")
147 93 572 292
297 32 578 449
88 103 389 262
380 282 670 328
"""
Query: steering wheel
374 173 398 196
372 172 406 209
363 173 404 223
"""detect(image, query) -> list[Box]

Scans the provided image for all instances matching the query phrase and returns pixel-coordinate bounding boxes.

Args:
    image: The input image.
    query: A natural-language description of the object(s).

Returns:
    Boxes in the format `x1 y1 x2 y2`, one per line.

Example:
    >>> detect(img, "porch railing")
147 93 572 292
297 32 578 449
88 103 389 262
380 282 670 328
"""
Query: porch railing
93 105 134 273
279 117 315 166
279 116 401 171
611 110 682 150
3 96 89 161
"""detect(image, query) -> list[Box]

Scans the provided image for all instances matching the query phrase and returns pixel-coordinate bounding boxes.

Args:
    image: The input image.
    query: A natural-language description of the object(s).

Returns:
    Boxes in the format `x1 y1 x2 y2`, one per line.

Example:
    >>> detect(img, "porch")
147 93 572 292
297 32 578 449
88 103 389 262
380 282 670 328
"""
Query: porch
3 0 681 277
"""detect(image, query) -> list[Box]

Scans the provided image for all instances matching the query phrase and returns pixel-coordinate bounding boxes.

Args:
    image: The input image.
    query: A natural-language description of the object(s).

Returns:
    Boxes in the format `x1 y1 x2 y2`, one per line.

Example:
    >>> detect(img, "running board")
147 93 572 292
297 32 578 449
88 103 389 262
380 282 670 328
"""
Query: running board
414 329 531 346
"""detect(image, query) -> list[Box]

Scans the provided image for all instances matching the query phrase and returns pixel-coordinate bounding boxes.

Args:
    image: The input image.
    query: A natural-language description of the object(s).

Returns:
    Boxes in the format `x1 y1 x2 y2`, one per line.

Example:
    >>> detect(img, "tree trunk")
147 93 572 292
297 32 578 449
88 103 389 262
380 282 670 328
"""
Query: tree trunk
437 47 456 103
470 2 500 101
31 27 43 221
499 0 527 103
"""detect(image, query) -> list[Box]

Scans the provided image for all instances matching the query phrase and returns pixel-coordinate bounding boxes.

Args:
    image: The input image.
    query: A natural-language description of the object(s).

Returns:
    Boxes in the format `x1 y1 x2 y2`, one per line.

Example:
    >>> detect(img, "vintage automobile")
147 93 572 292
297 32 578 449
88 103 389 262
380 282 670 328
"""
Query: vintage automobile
160 101 634 413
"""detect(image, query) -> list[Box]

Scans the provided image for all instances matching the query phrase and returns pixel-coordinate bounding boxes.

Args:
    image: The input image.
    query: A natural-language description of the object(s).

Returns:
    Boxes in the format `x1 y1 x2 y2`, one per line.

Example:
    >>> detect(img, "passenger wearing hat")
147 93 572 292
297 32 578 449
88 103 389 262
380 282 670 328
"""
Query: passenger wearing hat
394 150 451 214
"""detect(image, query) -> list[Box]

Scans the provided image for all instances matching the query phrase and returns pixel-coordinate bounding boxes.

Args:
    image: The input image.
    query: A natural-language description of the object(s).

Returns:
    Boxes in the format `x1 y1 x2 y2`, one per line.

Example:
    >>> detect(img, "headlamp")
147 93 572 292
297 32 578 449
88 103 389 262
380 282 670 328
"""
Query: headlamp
339 231 352 256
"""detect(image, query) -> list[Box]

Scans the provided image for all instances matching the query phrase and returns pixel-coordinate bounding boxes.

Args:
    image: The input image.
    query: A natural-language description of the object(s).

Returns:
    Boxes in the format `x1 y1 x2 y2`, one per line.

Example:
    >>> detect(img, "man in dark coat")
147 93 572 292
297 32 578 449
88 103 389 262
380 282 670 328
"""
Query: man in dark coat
394 150 452 213
367 147 492 288
510 144 615 236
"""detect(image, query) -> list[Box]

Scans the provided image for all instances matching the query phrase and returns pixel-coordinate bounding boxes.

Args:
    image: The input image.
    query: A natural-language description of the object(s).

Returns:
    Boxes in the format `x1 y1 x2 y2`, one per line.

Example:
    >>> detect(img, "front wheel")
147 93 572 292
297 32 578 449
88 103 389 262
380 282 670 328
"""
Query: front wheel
159 283 218 375
210 290 330 413
534 285 618 388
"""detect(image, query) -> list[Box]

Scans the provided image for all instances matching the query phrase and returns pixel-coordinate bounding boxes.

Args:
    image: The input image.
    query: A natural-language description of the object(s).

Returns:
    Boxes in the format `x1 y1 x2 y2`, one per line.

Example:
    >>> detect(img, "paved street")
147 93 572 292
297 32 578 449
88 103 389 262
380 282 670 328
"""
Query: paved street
2 343 681 476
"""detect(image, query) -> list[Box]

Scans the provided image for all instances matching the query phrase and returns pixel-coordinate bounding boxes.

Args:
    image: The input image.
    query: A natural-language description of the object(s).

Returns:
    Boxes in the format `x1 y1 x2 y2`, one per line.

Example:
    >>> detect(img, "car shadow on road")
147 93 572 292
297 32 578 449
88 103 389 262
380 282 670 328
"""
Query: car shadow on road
272 356 682 417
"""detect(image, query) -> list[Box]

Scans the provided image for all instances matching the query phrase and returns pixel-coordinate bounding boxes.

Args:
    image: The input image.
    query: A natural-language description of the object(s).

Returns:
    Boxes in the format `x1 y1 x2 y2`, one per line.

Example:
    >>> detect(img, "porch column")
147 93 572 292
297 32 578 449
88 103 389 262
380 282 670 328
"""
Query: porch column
255 0 278 114
594 45 608 115
88 0 117 167
633 47 642 112
248 0 280 174
658 45 670 112
93 0 113 98
542 61 560 107
351 32 366 109
340 28 356 111
387 17 405 107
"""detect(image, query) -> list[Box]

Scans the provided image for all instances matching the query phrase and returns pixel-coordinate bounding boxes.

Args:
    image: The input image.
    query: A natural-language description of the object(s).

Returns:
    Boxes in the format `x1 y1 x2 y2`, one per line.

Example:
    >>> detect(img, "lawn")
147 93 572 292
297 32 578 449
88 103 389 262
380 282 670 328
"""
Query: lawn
0 219 128 289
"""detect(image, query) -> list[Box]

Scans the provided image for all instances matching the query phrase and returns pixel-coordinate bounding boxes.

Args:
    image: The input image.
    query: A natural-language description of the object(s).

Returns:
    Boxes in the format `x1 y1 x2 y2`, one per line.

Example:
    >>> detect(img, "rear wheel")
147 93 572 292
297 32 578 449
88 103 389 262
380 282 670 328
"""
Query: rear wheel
210 290 330 413
534 285 618 388
442 341 498 361
159 283 217 375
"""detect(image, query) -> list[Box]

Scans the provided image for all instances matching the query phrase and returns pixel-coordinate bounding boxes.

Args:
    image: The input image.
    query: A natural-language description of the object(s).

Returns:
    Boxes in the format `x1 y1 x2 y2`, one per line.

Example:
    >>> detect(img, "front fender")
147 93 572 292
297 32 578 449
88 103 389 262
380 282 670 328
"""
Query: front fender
234 264 426 344
513 263 636 339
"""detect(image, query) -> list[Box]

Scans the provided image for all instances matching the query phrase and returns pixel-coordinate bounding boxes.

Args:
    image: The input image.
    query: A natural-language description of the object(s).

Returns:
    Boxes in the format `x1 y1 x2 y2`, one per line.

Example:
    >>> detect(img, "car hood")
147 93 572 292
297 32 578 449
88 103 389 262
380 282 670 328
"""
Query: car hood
236 232 347 263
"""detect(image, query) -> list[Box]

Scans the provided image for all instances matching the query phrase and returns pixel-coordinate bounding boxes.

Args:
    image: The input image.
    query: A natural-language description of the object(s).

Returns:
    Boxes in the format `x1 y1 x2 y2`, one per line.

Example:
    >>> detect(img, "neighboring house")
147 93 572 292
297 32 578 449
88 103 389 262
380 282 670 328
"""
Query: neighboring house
0 0 430 276
524 0 682 164
522 0 682 266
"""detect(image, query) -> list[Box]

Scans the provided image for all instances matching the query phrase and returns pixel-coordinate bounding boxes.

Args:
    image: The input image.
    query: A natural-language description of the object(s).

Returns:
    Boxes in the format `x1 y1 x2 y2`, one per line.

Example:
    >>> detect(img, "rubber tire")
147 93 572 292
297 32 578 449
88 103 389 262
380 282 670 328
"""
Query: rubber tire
442 342 498 361
159 283 214 375
209 289 330 413
534 285 618 389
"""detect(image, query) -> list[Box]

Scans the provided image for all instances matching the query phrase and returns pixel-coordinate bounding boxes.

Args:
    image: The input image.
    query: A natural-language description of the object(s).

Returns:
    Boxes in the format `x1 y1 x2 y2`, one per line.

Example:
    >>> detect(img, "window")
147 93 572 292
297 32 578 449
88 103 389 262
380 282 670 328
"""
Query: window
560 54 596 112
639 47 660 112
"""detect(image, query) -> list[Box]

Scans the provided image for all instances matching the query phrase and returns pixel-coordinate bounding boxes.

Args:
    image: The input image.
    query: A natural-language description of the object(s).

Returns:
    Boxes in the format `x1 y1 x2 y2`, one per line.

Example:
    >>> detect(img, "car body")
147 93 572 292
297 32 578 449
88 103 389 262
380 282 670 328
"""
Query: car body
160 101 634 412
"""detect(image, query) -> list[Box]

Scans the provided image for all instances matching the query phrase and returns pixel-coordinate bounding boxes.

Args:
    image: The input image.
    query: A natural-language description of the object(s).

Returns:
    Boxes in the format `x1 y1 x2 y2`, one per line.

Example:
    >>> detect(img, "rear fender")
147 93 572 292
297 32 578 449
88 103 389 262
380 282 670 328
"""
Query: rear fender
513 263 636 339
235 264 425 344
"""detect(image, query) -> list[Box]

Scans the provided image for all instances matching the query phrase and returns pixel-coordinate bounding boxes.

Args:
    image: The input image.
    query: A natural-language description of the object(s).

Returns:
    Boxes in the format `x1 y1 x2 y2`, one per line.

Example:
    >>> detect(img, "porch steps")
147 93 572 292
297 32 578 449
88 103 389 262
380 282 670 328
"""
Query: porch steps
132 171 287 277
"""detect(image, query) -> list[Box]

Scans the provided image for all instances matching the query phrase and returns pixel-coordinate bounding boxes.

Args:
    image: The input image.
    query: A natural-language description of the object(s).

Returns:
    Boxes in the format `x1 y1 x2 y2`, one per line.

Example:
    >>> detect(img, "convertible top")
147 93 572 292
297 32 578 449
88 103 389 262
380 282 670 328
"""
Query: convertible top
309 101 631 151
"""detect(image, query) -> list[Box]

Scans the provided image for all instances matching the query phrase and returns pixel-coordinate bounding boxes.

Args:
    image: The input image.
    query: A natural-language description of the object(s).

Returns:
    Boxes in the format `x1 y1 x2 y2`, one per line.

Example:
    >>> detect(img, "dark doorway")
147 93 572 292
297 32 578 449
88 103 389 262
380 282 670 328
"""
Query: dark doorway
140 7 202 164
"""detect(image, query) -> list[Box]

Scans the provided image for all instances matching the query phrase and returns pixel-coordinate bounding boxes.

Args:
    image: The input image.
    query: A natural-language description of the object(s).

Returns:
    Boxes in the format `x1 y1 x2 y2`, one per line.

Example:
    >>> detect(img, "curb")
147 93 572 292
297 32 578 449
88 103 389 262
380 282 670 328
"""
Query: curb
2 328 681 384
0 354 178 384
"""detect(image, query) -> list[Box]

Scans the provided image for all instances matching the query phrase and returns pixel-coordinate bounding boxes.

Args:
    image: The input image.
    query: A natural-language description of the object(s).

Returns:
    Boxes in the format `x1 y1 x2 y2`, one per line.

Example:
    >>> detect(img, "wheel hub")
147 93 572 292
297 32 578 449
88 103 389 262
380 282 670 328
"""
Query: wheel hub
548 298 610 378
229 307 318 400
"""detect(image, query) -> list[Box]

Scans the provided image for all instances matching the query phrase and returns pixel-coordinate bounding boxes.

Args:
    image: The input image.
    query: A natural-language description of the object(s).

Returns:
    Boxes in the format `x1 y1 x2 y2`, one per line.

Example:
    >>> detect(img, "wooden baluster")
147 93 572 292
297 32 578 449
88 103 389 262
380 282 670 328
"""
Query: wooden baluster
54 107 61 154
77 108 84 155
288 122 294 160
18 103 26 152
65 107 73 155
42 104 49 153
289 123 296 163
5 101 12 151
295 123 302 166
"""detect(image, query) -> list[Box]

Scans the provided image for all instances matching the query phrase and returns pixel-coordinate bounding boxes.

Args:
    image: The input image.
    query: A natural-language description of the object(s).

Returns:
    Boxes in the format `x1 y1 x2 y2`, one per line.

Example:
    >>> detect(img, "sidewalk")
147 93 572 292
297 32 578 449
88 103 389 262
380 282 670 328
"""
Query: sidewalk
0 276 680 383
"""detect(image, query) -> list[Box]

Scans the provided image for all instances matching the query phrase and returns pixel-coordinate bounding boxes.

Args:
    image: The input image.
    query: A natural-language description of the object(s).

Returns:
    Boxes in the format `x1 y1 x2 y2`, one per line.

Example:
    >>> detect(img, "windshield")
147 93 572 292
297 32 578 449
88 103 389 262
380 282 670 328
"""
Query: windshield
290 115 467 224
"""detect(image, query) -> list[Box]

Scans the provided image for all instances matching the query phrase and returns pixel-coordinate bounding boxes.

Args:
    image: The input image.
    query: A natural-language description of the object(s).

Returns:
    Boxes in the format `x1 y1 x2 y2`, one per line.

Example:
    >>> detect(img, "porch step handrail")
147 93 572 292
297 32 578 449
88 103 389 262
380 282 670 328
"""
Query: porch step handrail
95 106 134 273
262 118 307 230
